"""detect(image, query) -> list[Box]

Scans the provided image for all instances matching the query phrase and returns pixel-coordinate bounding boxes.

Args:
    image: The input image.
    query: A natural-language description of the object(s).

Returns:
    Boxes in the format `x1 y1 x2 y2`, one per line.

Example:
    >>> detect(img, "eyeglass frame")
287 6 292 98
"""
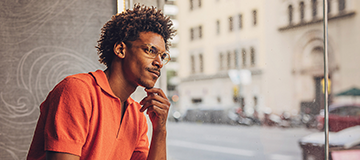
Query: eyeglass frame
125 42 171 65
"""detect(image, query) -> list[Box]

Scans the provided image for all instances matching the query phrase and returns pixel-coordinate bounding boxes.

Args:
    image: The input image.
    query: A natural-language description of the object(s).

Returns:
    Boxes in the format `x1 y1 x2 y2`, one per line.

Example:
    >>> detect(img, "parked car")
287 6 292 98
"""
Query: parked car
299 125 360 160
316 104 360 132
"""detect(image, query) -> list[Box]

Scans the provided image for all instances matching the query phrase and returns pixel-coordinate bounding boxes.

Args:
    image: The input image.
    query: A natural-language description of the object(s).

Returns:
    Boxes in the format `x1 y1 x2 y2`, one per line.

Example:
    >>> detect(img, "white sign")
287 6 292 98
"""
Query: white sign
228 69 252 85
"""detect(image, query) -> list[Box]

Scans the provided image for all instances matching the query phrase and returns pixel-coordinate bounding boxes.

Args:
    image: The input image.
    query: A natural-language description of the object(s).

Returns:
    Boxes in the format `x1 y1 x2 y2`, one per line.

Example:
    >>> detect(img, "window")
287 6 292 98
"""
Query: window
300 2 305 22
190 0 193 10
3 1 357 160
238 14 243 29
190 25 202 40
234 49 239 68
191 55 195 73
250 47 255 66
190 28 194 40
191 98 202 104
312 0 317 19
170 56 177 62
253 10 257 26
190 0 201 10
288 5 293 25
199 26 202 39
229 16 233 31
199 54 203 72
338 0 345 12
227 51 231 69
216 20 220 34
242 49 246 67
219 53 224 70
240 97 245 109
254 96 258 107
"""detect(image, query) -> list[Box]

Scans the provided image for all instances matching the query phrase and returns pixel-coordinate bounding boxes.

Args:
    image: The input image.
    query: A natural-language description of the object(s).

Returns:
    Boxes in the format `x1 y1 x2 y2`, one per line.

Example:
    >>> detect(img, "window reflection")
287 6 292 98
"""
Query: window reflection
165 0 359 159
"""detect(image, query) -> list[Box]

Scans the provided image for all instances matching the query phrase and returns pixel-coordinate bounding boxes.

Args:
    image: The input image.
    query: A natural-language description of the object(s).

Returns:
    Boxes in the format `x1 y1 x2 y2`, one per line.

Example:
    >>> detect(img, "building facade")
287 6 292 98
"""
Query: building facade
175 0 360 118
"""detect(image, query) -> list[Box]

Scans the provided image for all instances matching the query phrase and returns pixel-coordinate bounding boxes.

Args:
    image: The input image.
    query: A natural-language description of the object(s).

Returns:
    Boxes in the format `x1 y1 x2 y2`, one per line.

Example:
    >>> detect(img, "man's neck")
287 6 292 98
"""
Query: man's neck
104 67 136 103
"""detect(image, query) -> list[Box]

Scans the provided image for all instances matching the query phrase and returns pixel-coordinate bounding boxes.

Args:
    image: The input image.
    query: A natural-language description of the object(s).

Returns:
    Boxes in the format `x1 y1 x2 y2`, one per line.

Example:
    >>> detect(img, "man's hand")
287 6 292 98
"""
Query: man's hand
140 88 170 131
140 88 169 160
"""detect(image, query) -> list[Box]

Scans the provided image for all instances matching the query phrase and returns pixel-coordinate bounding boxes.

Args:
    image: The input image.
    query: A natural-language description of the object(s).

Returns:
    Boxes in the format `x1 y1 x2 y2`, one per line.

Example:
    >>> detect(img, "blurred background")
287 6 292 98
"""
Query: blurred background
1 0 359 159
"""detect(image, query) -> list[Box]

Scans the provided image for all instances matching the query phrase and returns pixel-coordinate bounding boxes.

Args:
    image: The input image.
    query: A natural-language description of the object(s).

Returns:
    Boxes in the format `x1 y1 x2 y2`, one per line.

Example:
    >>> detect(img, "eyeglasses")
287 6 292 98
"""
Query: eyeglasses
131 43 171 65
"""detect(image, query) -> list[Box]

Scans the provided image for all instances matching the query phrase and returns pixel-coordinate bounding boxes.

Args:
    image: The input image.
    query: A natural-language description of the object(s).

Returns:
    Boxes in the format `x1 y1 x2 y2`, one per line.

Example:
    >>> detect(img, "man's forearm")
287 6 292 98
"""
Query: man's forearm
46 151 80 160
147 129 167 160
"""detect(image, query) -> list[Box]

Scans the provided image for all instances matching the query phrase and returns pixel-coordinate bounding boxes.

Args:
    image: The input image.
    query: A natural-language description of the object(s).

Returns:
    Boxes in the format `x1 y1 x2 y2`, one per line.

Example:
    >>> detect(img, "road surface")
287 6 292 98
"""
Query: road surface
167 122 317 160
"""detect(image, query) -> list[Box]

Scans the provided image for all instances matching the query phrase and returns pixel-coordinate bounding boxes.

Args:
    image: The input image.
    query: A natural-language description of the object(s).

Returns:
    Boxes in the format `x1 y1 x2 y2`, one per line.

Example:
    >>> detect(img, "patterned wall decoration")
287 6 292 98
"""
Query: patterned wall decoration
0 0 115 159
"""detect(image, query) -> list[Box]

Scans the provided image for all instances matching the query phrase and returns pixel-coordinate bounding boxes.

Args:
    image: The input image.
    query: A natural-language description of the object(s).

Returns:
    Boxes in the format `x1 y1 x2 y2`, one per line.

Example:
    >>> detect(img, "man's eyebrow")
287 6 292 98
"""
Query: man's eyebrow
146 43 166 52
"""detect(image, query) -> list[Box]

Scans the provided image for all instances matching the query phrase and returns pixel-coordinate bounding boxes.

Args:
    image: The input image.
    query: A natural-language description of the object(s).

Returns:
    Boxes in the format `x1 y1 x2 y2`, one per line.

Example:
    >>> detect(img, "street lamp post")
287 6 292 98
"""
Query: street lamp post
322 0 330 159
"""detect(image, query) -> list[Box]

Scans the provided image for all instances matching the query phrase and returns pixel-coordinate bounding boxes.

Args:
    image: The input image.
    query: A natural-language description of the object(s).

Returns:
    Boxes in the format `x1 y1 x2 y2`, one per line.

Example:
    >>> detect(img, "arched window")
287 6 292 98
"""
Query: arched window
300 2 305 22
288 5 293 25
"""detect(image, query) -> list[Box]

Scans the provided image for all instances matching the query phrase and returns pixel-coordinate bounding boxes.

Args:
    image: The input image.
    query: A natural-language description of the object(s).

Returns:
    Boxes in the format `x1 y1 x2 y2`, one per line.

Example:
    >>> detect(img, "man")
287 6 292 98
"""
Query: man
27 4 176 160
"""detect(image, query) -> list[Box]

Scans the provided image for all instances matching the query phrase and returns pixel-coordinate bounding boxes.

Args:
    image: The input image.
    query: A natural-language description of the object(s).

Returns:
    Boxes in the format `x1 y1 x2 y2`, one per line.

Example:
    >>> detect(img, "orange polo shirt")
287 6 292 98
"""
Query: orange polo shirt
27 70 149 160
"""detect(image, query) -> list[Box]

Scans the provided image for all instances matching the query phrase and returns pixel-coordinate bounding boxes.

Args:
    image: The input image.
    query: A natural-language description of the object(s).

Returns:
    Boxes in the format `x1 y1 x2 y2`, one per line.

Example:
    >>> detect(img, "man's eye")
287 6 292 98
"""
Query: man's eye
147 47 158 56
149 48 155 53
160 53 167 60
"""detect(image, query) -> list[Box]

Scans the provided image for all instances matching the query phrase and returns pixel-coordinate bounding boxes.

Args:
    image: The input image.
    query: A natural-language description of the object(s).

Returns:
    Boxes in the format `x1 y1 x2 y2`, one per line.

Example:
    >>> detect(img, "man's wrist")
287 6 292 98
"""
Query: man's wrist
153 127 167 136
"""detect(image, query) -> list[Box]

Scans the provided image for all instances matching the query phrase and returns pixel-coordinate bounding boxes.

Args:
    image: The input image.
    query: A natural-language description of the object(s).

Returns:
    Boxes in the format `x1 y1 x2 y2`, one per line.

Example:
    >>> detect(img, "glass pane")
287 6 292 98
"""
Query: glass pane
165 0 360 159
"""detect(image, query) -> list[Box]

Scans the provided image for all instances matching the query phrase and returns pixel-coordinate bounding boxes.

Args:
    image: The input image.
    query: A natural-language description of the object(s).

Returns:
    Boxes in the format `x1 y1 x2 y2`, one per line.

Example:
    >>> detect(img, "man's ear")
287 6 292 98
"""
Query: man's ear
113 42 126 59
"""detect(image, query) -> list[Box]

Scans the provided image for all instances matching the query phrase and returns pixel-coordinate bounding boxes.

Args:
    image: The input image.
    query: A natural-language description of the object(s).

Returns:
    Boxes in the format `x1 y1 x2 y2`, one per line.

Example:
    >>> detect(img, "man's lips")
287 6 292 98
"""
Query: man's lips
147 68 161 77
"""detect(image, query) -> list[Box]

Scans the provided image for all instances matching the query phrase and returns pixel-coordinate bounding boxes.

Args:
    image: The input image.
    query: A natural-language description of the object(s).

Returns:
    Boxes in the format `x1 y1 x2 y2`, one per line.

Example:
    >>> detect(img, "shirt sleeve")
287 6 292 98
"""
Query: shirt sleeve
43 77 93 156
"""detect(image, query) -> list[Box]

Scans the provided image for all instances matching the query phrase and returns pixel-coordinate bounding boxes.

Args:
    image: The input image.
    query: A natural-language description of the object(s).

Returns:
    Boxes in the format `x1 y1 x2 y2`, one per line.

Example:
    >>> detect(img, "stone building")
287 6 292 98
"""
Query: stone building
175 0 360 119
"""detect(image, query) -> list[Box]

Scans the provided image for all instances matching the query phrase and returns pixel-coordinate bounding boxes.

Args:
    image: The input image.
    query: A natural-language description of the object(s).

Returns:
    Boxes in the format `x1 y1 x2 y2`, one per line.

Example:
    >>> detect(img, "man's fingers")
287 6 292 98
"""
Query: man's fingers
145 105 168 118
139 87 170 118
145 88 166 98
140 99 168 112
140 94 169 106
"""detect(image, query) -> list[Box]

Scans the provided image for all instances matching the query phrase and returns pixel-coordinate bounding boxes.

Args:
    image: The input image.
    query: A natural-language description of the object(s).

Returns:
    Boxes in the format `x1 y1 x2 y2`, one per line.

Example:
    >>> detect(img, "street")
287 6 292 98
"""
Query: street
167 122 317 160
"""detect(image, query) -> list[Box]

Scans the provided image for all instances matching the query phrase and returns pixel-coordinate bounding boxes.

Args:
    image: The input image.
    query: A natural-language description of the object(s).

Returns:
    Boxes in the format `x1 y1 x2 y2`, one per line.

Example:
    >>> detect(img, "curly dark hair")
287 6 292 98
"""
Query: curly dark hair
96 3 176 67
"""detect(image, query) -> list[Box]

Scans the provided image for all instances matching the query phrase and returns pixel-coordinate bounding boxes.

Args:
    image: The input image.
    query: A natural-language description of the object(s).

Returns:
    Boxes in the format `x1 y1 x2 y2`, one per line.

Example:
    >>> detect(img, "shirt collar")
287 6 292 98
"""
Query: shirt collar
89 70 135 105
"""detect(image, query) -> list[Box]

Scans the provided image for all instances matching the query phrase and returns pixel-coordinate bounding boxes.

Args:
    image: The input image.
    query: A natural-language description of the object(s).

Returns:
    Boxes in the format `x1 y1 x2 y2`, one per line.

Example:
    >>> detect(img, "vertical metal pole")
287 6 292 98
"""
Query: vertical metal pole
323 0 329 160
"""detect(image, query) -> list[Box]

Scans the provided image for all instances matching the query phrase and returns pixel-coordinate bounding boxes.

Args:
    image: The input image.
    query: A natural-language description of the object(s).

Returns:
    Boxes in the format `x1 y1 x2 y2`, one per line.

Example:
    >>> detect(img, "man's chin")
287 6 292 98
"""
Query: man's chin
139 80 156 89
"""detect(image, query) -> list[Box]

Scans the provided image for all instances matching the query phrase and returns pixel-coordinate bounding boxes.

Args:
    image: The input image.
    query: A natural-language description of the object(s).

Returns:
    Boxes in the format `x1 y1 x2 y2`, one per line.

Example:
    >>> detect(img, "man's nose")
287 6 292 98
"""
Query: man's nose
153 54 164 69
